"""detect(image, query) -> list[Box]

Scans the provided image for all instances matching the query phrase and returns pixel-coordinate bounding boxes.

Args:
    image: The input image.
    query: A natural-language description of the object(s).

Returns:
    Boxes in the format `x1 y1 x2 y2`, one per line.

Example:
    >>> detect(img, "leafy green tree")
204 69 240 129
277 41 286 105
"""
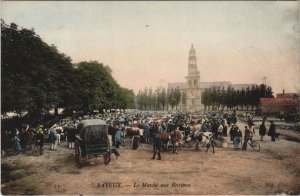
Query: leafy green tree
201 88 209 111
157 87 167 110
167 87 180 111
74 61 135 113
1 21 74 116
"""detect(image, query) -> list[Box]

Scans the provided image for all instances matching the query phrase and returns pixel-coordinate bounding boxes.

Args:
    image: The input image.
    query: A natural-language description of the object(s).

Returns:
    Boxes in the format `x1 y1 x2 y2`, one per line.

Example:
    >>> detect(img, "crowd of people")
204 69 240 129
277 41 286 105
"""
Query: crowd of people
1 111 279 157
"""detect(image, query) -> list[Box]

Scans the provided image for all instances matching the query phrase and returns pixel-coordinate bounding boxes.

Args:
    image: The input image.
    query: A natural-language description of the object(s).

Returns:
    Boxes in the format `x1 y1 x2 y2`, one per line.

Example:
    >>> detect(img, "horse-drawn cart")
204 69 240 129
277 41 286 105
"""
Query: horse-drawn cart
75 119 111 167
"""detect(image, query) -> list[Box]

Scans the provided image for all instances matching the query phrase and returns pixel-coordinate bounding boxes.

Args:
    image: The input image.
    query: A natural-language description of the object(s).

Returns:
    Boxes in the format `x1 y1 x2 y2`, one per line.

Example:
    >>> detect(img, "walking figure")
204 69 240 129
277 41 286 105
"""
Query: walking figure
12 133 21 154
152 130 162 160
242 125 251 150
268 121 276 142
49 126 57 151
259 121 266 141
33 125 44 156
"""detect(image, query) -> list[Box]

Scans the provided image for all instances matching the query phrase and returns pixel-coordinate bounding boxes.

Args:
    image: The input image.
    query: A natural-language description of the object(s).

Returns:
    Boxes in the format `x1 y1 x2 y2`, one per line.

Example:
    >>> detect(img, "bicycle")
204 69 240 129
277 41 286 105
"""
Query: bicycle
241 136 260 152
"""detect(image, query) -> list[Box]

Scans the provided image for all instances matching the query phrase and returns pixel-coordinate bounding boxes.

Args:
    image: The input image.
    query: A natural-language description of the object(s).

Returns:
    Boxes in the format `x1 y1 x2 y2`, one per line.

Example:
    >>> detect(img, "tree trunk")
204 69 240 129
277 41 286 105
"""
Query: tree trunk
54 107 58 116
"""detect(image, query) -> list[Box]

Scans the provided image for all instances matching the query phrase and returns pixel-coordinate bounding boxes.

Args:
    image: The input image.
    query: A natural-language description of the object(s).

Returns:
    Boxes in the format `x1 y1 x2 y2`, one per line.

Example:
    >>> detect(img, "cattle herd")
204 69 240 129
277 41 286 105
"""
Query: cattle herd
2 111 255 156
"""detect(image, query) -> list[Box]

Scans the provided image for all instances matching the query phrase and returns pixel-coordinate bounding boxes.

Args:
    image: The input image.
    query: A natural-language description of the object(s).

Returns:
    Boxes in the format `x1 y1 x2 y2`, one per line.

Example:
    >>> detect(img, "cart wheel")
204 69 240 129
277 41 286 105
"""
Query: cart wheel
103 152 111 165
75 143 82 167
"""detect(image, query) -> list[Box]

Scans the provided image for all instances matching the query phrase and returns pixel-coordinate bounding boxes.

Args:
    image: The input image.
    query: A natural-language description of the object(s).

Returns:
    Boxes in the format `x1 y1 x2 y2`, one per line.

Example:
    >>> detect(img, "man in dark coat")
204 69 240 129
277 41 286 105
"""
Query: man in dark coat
232 115 237 124
227 116 231 127
68 126 77 149
242 125 251 150
233 125 242 149
143 121 150 144
259 121 267 141
35 126 44 155
49 126 57 151
222 122 228 137
268 121 276 142
166 120 175 133
229 124 235 142
152 130 162 160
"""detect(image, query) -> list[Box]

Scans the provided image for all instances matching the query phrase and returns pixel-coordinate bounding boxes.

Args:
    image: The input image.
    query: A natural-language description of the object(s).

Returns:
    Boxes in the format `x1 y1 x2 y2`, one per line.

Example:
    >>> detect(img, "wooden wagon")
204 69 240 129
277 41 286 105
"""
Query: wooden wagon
75 119 111 167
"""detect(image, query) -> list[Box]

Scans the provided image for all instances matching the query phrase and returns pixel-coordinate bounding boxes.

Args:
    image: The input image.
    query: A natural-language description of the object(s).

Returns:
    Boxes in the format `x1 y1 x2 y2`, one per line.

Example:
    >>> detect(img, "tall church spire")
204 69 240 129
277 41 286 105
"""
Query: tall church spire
188 44 198 75
185 44 201 112
189 44 196 66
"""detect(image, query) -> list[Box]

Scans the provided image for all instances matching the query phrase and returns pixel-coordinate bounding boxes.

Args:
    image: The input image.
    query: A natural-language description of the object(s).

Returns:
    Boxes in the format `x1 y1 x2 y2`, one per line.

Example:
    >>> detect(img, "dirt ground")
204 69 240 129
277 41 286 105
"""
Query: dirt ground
1 120 300 195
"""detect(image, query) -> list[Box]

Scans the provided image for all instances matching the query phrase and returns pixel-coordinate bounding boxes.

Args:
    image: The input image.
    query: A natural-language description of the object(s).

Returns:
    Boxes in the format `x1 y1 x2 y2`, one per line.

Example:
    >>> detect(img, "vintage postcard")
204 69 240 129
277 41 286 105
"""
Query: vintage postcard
1 1 299 195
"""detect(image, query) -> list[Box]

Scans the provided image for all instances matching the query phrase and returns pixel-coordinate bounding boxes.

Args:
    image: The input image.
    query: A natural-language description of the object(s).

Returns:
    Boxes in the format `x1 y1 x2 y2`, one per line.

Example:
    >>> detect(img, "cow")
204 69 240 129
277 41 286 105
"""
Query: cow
201 132 216 153
123 126 143 138
160 131 170 150
189 131 215 153
191 123 202 132
167 129 184 154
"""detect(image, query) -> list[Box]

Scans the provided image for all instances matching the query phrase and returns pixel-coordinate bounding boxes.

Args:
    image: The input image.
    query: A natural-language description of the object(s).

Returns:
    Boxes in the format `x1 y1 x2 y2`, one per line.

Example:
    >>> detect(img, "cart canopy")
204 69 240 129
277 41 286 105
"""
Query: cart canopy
77 119 108 144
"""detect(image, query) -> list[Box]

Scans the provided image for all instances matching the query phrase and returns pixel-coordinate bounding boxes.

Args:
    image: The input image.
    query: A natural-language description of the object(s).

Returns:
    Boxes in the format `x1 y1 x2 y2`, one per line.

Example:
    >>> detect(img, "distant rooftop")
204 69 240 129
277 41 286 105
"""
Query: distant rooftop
200 81 232 89
168 81 255 90
276 93 298 99
260 98 298 106
231 84 255 90
168 82 187 90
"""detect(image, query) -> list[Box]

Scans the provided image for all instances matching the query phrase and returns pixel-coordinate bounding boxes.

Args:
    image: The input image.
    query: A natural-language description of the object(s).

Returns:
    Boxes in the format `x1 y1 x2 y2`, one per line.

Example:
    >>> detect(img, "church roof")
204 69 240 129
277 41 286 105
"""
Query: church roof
200 81 232 89
231 84 254 90
168 81 256 90
168 82 187 90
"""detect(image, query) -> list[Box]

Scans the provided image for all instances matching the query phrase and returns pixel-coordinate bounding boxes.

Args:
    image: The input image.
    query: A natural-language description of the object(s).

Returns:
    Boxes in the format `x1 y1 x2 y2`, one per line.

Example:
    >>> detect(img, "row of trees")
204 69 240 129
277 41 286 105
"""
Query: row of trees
201 84 274 111
1 21 134 117
136 84 274 112
136 87 181 111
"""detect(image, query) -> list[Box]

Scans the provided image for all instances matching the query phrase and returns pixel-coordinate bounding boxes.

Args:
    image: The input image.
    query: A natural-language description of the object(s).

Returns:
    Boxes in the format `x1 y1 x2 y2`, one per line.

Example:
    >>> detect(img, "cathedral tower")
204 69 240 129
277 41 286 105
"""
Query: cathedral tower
185 44 201 111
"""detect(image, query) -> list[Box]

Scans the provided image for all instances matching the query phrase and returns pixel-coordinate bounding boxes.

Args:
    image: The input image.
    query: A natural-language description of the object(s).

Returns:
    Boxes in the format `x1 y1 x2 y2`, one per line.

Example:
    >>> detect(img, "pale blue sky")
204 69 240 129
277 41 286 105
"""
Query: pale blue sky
1 1 299 94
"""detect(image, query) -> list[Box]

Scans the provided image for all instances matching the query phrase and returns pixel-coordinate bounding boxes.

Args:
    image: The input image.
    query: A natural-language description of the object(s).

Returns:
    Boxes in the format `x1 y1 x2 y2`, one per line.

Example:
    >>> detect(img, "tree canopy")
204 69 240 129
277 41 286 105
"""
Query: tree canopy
201 84 274 111
1 20 134 116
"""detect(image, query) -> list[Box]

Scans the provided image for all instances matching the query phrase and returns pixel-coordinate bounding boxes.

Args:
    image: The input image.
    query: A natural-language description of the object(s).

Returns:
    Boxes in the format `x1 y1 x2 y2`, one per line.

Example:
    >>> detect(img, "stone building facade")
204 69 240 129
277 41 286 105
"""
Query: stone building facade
168 45 255 112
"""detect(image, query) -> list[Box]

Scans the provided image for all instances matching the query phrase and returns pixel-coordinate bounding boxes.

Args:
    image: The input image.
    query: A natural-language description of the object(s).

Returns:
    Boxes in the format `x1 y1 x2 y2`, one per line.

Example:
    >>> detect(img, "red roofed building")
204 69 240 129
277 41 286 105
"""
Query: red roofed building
260 97 298 114
276 93 298 99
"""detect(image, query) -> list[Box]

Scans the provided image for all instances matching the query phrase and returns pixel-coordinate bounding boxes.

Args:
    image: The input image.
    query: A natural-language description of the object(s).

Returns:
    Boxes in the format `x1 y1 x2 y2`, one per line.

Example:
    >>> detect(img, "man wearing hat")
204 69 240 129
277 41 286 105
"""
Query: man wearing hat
229 124 235 142
233 125 242 149
259 121 267 141
143 121 150 144
114 126 122 149
35 123 45 155
152 128 162 160
49 125 58 151
242 125 251 150
268 121 276 142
